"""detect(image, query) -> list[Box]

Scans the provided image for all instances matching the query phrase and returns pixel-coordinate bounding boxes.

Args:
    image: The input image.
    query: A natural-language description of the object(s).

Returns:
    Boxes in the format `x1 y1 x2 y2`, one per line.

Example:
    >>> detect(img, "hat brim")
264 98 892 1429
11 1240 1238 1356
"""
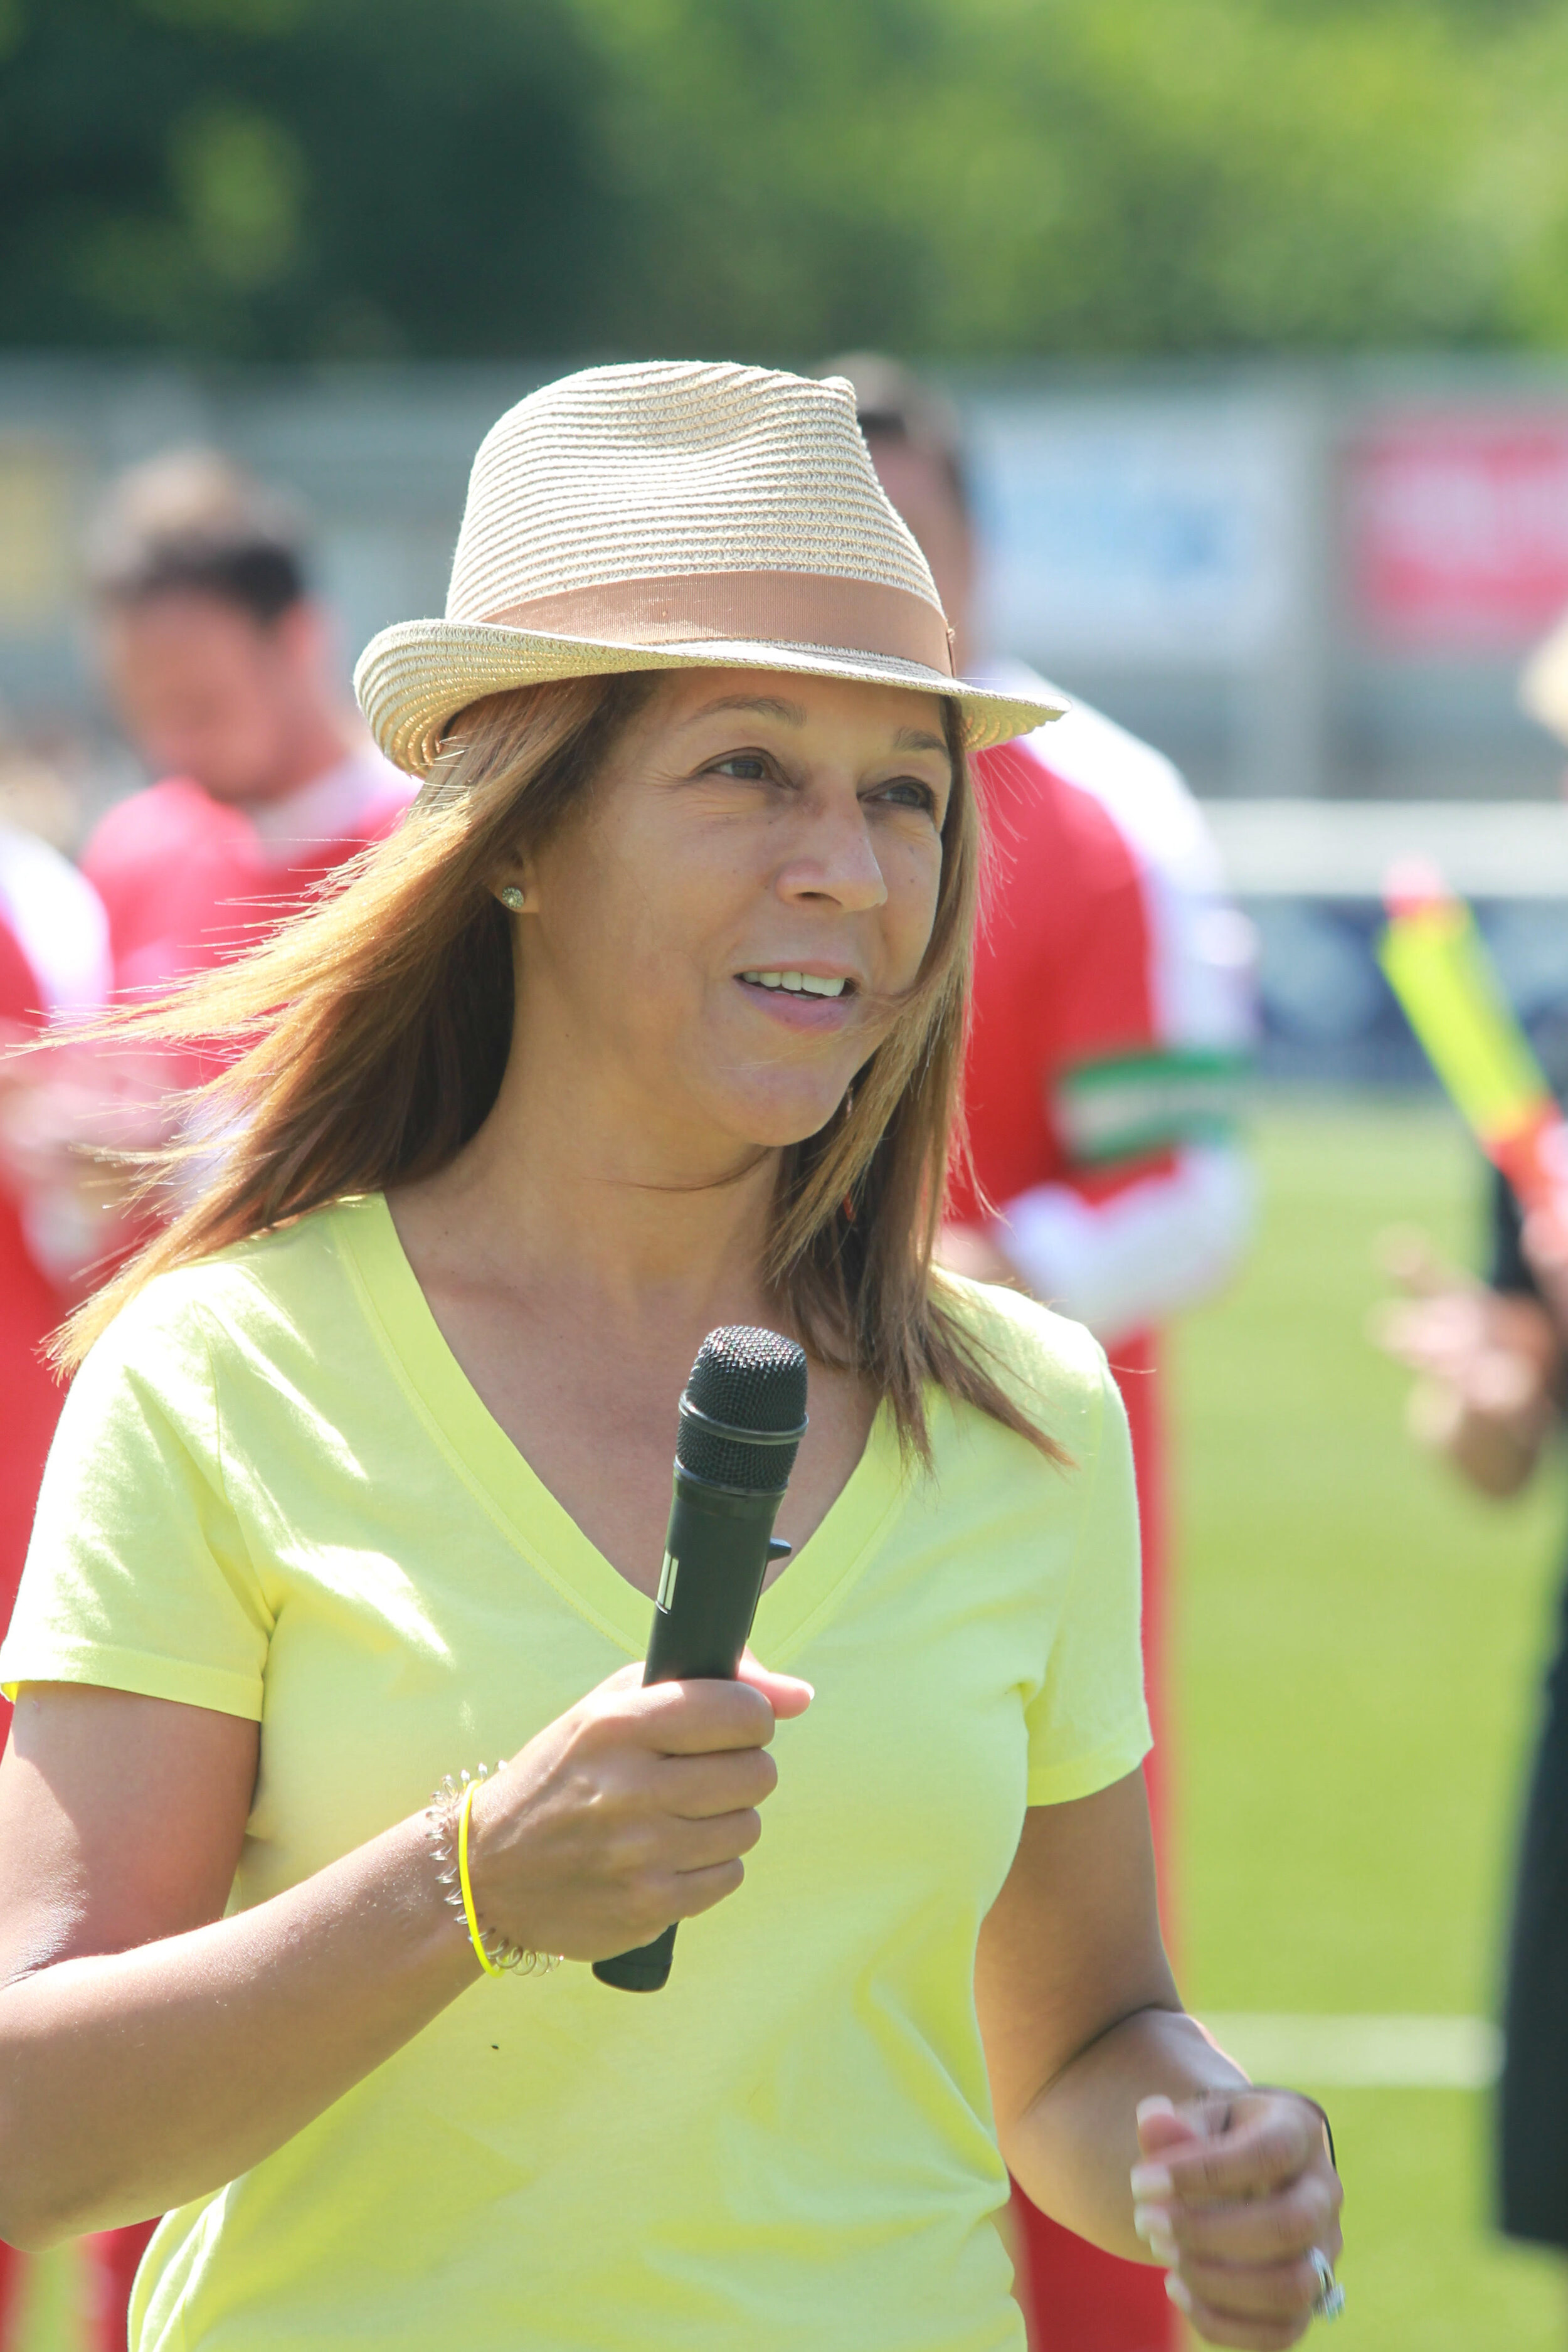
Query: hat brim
354 617 1063 777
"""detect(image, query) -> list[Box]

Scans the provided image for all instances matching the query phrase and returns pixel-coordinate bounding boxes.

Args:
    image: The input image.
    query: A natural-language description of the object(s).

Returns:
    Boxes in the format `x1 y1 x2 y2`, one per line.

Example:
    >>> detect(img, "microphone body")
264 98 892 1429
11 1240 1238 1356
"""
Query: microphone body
644 1471 787 1687
593 1327 807 1994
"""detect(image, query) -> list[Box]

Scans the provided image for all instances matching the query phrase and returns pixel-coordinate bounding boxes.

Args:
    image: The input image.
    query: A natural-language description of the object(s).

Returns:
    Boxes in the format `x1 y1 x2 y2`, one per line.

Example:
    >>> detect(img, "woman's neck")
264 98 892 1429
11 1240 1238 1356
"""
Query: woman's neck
383 1003 872 1594
395 1052 784 1344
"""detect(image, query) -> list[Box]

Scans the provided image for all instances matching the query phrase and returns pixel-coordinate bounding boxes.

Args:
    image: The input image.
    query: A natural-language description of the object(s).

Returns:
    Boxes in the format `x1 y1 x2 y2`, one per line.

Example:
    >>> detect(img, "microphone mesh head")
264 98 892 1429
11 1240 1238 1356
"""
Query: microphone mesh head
677 1326 808 1492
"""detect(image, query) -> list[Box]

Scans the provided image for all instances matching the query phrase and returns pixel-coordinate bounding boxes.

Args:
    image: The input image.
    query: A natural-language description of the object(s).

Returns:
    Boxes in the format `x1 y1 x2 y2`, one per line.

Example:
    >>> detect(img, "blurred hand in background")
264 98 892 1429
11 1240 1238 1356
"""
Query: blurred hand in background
0 1034 170 1297
1372 1227 1560 1498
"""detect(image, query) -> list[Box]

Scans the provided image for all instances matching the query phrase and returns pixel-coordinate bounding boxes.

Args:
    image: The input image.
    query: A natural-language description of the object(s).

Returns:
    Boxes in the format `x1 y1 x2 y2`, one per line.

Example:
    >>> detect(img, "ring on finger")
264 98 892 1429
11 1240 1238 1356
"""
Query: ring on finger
1308 2247 1345 2323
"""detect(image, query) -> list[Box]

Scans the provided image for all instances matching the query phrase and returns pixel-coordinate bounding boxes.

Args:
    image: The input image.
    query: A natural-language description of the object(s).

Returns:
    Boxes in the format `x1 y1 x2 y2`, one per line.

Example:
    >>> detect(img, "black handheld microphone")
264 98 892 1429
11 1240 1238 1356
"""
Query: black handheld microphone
592 1326 808 1993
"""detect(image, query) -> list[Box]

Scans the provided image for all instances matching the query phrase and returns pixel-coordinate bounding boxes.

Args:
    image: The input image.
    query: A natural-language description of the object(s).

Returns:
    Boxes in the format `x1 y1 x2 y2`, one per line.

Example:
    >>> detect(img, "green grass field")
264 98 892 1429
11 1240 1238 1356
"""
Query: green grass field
13 1093 1568 2348
1173 1095 1567 2349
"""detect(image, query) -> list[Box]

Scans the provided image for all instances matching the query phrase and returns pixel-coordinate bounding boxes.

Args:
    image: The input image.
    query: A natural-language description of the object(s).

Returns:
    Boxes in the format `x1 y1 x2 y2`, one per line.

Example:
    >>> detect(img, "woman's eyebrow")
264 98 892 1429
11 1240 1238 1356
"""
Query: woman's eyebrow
681 696 947 760
892 726 949 756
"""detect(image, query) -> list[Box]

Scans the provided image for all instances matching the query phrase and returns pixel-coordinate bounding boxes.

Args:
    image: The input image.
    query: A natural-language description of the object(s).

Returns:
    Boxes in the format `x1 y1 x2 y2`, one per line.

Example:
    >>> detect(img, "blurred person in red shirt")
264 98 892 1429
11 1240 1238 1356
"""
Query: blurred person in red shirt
0 822 111 1665
839 357 1256 2352
83 450 413 1014
0 813 112 2346
58 451 412 2352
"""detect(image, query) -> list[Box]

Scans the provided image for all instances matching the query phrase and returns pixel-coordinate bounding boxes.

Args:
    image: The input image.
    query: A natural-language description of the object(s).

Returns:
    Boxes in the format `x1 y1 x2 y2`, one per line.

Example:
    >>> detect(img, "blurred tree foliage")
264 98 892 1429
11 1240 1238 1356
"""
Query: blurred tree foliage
5 0 1568 359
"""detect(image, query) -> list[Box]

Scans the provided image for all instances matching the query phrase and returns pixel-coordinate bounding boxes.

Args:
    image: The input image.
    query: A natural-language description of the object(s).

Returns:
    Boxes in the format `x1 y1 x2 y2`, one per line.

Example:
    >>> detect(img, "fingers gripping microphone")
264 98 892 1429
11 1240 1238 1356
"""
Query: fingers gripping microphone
592 1327 807 1993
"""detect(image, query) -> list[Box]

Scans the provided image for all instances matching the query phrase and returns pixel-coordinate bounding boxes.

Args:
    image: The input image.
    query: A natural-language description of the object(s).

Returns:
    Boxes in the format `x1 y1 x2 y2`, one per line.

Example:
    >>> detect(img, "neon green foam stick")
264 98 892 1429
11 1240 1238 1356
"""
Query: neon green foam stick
1377 879 1553 1156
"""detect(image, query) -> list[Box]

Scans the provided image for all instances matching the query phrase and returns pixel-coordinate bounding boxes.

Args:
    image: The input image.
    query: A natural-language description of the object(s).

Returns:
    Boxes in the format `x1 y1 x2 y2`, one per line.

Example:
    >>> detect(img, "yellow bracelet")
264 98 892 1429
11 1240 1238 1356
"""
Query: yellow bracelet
457 1777 502 1978
425 1767 561 1978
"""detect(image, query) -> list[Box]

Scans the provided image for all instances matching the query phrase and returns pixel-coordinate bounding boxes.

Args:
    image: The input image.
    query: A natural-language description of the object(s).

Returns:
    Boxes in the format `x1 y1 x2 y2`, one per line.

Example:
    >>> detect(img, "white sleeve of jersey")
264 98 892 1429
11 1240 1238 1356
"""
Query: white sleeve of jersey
993 1143 1258 1348
0 825 114 1286
0 824 111 1018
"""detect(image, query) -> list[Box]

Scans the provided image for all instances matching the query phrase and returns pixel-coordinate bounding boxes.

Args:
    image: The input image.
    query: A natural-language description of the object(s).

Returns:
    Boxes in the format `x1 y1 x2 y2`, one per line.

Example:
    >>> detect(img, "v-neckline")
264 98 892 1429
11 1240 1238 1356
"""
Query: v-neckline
334 1192 909 1666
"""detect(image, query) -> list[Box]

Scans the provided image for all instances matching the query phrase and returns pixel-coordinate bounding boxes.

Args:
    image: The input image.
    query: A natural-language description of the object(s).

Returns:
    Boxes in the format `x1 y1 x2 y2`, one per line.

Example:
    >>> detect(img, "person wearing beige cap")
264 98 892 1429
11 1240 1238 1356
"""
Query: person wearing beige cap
0 362 1340 2352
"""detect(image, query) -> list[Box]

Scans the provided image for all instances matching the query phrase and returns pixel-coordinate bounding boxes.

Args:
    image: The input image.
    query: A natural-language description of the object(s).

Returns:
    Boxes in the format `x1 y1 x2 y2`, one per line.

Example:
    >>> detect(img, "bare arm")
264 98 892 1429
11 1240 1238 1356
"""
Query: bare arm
0 1683 477 2245
0 1661 807 2249
977 1773 1237 2253
977 1774 1341 2348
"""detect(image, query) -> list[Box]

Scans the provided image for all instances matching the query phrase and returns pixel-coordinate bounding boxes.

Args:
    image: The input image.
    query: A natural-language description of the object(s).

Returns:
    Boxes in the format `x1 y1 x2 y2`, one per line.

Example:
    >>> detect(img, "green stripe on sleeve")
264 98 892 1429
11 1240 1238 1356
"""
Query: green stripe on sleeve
1054 1047 1251 1165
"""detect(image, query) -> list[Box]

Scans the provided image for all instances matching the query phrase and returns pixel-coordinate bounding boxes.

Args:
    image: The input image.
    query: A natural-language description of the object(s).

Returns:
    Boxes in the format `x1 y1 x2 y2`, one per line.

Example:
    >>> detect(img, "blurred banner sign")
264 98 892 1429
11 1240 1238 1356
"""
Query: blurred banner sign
967 398 1295 670
1352 413 1568 649
0 438 79 630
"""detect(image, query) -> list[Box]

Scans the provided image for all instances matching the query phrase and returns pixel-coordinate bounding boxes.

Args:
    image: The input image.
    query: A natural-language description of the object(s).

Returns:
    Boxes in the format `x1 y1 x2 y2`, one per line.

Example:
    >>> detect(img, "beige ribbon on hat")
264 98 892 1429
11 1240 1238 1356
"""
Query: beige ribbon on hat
477 569 956 679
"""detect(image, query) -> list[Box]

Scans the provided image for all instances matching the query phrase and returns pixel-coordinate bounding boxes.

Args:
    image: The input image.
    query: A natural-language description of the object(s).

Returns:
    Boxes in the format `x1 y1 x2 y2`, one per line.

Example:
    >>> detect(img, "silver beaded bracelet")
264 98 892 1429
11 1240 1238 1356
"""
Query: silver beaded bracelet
425 1764 561 1978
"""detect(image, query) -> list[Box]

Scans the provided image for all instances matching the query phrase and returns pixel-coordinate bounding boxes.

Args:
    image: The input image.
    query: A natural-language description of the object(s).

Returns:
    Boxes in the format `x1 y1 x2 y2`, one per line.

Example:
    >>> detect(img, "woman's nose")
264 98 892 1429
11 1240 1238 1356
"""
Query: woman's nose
776 807 888 912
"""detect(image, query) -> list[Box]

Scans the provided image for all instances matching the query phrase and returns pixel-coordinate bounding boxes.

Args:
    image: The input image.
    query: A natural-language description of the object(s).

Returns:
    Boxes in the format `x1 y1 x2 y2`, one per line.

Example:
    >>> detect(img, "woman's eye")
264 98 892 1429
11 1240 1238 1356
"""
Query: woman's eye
708 753 771 782
876 777 940 815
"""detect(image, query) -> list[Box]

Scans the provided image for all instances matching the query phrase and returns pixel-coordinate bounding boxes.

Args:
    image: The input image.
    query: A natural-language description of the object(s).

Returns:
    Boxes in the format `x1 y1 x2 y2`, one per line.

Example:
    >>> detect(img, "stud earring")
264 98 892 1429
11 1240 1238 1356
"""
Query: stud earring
498 887 526 912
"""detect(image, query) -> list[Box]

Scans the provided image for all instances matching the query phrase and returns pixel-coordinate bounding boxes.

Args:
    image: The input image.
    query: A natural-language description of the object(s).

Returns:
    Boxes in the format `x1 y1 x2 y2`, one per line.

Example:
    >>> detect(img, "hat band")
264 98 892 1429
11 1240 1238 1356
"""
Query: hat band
473 569 955 680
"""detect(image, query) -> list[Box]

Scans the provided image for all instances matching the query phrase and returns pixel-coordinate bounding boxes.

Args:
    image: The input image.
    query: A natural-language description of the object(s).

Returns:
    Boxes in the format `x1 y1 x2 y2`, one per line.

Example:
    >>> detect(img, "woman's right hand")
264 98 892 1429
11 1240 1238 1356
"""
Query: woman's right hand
0 1665 813 2243
467 1654 812 1963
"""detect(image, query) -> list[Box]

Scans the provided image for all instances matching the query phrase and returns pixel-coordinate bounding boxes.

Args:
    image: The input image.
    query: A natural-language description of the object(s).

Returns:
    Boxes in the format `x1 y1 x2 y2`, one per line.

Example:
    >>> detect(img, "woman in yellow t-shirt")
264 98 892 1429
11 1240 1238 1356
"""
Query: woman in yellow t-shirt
0 364 1341 2352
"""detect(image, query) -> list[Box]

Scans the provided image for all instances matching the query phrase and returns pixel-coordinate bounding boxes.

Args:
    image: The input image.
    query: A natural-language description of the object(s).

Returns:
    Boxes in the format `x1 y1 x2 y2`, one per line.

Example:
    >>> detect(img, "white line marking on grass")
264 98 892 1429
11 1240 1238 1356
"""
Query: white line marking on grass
1202 2015 1502 2090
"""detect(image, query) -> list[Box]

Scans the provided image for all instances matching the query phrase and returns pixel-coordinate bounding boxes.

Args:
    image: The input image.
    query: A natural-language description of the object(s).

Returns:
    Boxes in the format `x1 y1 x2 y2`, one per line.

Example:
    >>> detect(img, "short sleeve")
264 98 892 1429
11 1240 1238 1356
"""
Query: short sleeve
1024 1348 1151 1806
0 1284 273 1718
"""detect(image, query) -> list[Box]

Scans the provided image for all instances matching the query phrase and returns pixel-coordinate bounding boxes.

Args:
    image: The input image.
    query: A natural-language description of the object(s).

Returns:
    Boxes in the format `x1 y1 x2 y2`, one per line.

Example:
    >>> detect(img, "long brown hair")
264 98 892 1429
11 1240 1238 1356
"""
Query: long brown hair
61 674 1063 1465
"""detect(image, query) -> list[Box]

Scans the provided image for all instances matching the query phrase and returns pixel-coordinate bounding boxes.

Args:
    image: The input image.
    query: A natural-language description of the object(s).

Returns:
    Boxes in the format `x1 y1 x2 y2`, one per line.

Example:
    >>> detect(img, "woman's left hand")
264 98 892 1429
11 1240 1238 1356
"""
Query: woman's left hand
1130 2089 1343 2348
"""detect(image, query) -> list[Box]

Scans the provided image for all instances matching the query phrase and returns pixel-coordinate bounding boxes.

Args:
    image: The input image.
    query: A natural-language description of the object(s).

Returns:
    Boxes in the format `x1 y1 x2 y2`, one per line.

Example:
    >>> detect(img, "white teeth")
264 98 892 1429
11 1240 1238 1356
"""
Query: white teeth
740 970 848 999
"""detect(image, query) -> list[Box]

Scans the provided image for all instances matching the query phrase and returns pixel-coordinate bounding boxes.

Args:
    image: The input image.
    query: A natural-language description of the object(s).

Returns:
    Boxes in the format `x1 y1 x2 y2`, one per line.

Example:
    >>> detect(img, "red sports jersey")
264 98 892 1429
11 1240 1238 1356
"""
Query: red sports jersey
956 731 1175 1835
0 955 70 2317
0 920 72 1651
85 754 413 994
950 735 1162 1222
0 829 111 1651
952 733 1174 1685
953 723 1253 2352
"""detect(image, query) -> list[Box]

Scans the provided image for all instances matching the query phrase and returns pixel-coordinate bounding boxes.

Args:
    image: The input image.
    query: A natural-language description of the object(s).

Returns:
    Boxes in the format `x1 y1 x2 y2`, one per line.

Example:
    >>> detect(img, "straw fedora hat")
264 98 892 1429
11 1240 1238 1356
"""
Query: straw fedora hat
354 360 1062 776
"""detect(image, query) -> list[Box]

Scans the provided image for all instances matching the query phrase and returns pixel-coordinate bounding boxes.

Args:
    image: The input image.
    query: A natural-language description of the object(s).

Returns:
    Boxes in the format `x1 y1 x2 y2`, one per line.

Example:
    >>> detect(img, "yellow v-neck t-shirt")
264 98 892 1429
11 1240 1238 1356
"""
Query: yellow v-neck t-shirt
2 1194 1150 2352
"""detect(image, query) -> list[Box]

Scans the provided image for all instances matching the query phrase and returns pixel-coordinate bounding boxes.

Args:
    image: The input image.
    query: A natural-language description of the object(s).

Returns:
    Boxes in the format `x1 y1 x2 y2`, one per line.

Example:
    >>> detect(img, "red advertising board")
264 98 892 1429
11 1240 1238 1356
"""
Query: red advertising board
1351 413 1568 650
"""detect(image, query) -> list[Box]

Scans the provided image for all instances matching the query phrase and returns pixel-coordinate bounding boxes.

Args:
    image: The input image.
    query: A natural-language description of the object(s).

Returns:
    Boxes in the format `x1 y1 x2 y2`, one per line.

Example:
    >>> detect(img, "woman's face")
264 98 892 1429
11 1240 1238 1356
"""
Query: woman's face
504 667 954 1160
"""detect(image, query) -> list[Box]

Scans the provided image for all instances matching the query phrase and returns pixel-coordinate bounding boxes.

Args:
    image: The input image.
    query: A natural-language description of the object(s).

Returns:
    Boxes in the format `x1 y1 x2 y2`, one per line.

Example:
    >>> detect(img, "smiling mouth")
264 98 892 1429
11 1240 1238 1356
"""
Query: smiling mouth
738 969 854 1000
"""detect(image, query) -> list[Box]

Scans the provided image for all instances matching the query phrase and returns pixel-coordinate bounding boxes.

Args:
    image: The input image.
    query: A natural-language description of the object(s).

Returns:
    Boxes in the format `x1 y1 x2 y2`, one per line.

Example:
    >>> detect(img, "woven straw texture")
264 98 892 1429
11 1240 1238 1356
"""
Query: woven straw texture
354 361 1062 773
449 361 935 615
